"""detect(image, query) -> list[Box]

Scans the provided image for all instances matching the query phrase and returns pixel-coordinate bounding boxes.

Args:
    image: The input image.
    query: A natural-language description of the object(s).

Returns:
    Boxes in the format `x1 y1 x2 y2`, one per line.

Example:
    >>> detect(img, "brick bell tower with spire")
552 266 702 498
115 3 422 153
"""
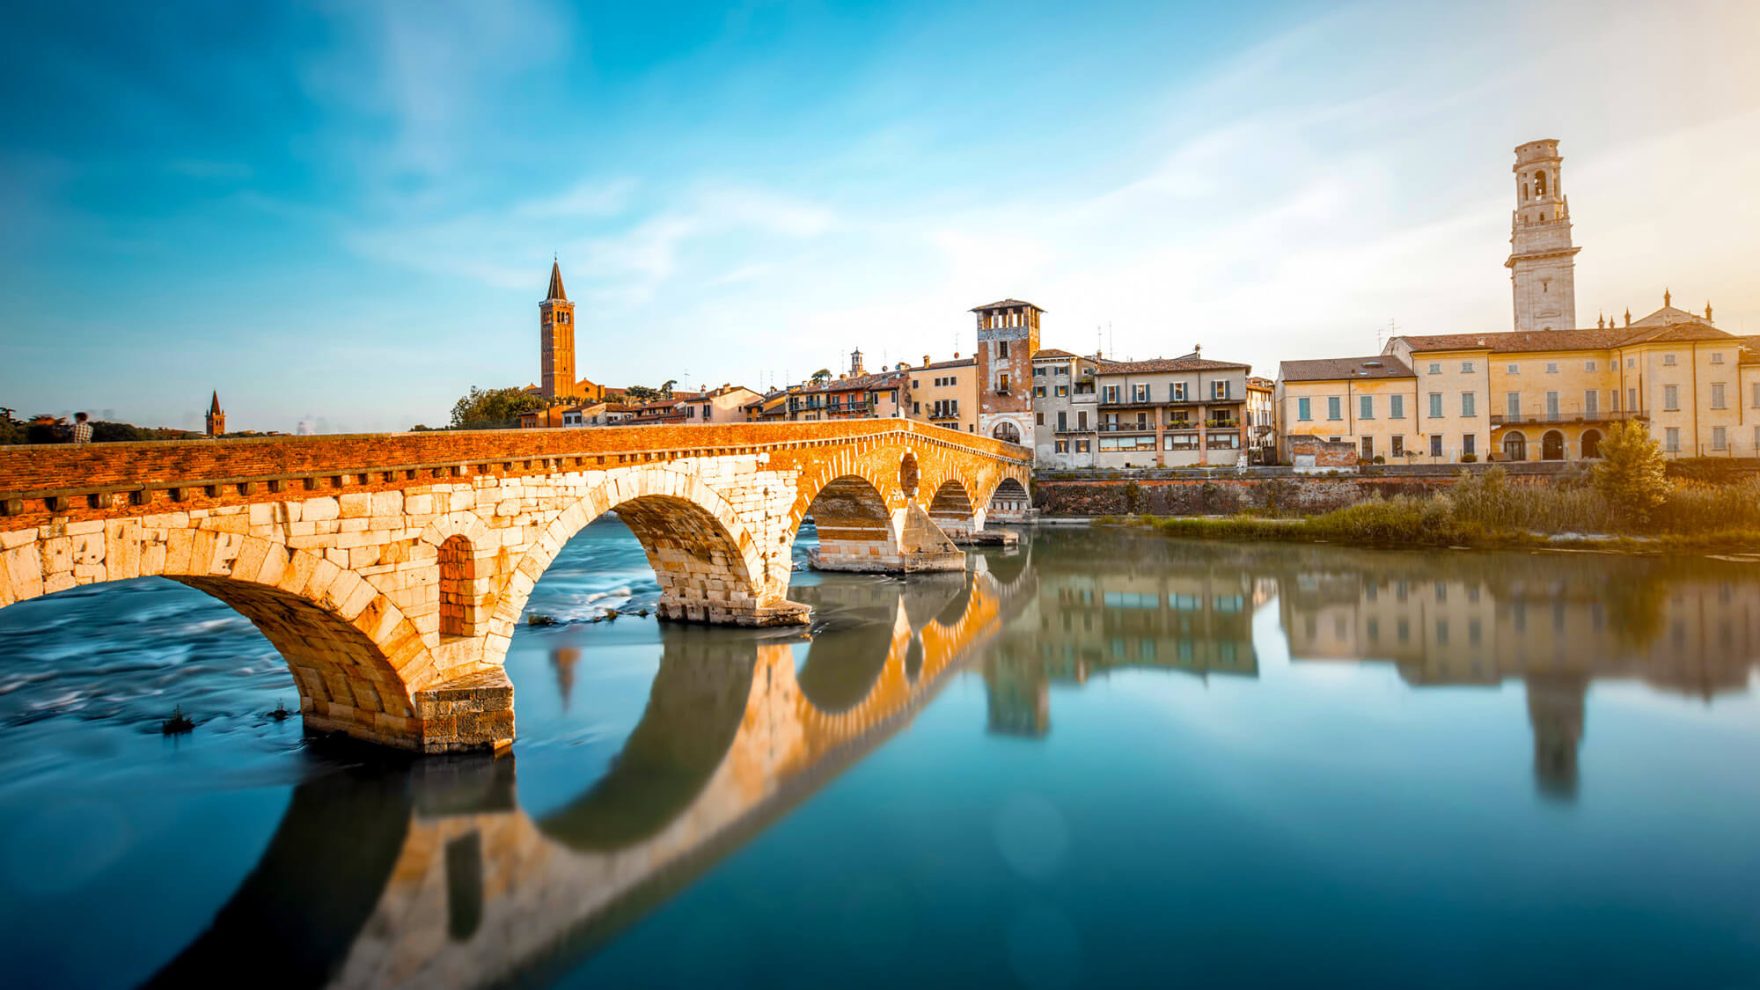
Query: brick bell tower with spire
539 258 576 398
204 391 225 437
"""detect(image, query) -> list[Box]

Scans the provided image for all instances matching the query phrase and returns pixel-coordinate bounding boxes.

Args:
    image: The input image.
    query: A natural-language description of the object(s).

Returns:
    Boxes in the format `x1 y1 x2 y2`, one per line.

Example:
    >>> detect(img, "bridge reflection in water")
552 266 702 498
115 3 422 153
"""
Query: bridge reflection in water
147 563 1018 989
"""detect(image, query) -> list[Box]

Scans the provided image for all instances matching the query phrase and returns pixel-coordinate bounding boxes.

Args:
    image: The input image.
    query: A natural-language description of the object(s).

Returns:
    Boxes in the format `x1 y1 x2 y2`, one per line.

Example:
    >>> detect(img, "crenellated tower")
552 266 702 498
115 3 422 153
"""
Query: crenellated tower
539 259 576 398
971 298 1042 448
1506 139 1580 331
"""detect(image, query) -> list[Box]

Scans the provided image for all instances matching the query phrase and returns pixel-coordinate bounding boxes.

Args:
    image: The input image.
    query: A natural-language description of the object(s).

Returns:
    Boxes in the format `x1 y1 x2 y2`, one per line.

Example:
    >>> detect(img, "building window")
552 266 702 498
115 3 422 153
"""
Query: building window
1462 434 1476 456
1663 353 1677 366
1430 435 1443 457
1507 363 1519 374
1584 360 1596 372
1360 436 1374 461
1711 383 1727 409
1461 361 1475 373
1711 352 1725 365
1034 386 1046 397
1584 390 1598 416
1665 427 1680 453
1327 396 1342 421
1133 383 1149 402
1390 394 1404 419
1171 382 1187 401
1213 380 1230 400
1712 426 1728 451
1056 385 1069 396
998 340 1010 358
1546 391 1559 417
1076 439 1091 452
1359 395 1374 420
1546 362 1558 374
1054 439 1069 453
1298 397 1312 421
1663 385 1679 411
1507 393 1520 419
1461 392 1476 417
1103 385 1120 403
1035 413 1044 426
1391 435 1405 457
1429 392 1442 418
1428 362 1441 374
1033 367 1046 377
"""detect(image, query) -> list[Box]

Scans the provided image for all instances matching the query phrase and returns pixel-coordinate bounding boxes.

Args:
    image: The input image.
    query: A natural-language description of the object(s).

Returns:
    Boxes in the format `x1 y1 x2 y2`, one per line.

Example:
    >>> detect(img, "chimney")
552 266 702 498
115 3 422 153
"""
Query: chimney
923 354 931 365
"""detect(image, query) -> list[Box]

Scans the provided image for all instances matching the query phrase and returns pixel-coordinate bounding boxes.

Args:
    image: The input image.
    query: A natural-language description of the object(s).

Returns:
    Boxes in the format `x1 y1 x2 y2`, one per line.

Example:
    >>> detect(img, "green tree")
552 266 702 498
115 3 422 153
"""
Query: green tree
450 386 549 429
1591 420 1667 528
659 379 678 398
624 384 660 402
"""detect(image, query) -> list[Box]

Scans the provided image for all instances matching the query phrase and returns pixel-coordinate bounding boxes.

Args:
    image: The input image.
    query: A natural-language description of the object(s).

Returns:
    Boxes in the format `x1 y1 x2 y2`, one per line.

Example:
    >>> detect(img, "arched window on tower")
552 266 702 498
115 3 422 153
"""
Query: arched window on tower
439 535 476 638
1534 170 1548 197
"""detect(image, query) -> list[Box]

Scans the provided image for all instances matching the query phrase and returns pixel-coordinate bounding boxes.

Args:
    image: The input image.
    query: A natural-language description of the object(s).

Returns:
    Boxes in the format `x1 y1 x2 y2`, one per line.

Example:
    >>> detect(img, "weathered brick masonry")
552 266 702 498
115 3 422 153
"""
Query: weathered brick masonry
0 422 1028 753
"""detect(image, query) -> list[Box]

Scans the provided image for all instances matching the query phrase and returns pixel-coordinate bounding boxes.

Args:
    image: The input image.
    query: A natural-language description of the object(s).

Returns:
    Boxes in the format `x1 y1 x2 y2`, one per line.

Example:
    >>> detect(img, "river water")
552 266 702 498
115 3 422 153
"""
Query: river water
1 523 1758 988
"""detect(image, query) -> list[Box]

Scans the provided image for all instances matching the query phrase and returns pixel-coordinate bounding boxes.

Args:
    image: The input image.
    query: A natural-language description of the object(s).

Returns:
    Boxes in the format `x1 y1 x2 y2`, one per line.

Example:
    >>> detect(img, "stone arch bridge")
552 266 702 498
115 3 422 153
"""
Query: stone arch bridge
0 422 1028 752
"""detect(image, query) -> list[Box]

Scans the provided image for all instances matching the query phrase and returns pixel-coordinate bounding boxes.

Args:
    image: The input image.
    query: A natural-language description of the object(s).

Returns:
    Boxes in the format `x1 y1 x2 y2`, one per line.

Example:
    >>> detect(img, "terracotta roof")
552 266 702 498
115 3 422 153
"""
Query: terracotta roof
970 298 1045 312
1279 355 1416 382
545 260 566 301
794 369 907 394
1395 324 1733 354
1095 353 1249 374
1033 348 1081 360
913 357 975 371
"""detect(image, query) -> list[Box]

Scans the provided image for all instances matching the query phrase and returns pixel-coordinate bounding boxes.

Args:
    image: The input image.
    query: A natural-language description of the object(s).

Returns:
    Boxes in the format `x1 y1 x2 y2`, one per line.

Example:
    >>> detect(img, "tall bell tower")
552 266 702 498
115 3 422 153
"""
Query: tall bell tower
1506 139 1580 331
539 259 576 398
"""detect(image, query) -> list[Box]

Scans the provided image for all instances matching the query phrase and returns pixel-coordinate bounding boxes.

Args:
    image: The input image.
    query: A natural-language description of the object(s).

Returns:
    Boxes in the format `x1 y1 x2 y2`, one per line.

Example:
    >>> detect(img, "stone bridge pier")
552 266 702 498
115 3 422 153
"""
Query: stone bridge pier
0 422 1028 754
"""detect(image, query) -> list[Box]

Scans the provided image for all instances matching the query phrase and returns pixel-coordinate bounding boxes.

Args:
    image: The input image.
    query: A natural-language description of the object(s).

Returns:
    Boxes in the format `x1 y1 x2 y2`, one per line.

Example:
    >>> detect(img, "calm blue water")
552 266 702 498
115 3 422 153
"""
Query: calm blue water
1 523 1758 988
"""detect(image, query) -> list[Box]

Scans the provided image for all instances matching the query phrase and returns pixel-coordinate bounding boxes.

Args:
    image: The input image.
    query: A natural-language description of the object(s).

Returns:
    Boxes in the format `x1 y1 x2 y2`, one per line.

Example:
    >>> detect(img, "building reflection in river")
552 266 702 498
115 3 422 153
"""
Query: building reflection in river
981 530 1760 800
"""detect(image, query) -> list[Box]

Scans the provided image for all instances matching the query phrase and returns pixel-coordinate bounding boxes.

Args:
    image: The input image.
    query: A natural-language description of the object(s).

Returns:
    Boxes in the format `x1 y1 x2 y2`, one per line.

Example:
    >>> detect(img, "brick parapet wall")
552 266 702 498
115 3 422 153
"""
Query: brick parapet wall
0 421 1028 528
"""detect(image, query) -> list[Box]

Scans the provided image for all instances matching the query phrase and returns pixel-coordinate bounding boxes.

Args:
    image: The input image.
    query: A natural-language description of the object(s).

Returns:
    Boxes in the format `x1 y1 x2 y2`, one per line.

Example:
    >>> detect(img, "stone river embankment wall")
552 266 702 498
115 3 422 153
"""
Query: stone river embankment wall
1032 468 1553 517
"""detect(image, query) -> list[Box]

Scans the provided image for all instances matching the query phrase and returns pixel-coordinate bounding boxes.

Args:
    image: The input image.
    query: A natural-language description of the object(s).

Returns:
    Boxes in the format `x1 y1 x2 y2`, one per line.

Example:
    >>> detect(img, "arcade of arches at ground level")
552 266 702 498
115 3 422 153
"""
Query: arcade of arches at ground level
0 433 1028 754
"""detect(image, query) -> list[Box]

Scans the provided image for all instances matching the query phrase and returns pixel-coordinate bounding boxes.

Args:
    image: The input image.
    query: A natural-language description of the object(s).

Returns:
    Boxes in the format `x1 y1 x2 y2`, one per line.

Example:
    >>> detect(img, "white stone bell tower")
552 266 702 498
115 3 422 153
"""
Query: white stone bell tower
1506 139 1580 331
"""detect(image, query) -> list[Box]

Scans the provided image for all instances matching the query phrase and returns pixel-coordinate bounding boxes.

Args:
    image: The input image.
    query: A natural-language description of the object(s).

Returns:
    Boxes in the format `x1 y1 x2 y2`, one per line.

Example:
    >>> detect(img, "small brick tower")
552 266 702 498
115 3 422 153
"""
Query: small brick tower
539 259 577 398
972 298 1042 449
205 391 225 437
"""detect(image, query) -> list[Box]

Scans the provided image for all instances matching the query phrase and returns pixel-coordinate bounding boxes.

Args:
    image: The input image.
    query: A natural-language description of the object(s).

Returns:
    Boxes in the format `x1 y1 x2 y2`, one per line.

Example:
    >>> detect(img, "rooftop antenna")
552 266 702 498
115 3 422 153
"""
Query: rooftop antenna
1108 322 1114 361
1377 318 1398 351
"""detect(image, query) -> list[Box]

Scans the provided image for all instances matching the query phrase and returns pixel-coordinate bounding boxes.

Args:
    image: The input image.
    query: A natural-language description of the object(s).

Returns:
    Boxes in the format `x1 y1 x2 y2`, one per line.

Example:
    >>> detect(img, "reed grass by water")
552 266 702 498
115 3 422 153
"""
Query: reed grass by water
1120 470 1760 551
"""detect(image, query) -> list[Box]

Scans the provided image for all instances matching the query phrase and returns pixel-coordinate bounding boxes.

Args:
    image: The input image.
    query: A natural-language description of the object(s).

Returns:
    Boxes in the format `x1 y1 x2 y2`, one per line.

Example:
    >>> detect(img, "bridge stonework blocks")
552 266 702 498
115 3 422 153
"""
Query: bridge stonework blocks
0 422 1027 753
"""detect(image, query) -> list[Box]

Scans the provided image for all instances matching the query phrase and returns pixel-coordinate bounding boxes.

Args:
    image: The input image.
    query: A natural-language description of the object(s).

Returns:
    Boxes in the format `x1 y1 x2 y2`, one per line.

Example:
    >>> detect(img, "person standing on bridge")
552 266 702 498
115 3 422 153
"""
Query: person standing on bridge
71 412 92 444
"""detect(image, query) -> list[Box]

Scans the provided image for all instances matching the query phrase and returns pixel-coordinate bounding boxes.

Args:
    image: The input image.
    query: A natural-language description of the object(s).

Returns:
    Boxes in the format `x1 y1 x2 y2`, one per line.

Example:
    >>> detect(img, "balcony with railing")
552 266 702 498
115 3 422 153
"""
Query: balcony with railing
1490 409 1648 427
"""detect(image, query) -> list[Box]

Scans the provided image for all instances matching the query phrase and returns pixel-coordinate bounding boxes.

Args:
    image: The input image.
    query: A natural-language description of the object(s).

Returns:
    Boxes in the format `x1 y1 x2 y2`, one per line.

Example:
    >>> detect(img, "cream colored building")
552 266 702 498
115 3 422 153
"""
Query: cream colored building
1387 299 1754 461
1093 351 1253 468
905 354 978 434
1276 356 1426 464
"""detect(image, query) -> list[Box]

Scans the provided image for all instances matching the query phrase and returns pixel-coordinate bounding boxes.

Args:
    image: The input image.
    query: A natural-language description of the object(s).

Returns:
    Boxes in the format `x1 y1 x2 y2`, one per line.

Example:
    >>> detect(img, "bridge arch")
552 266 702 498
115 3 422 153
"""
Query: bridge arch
489 467 786 643
0 533 435 746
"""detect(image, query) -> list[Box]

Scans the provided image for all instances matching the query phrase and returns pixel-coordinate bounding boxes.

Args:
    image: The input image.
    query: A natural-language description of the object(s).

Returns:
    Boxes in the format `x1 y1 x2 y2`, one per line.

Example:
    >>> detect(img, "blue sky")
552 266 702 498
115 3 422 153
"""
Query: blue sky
3 0 1758 433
